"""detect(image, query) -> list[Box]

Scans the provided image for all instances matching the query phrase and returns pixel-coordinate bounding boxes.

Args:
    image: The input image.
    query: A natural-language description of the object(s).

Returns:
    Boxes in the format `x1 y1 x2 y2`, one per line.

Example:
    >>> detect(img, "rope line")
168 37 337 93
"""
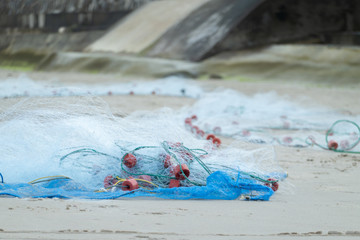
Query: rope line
306 120 360 154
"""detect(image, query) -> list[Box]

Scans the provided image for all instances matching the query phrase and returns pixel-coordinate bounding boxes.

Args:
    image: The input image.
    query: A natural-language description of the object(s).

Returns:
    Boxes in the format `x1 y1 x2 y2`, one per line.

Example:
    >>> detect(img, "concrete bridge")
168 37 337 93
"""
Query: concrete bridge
88 0 360 61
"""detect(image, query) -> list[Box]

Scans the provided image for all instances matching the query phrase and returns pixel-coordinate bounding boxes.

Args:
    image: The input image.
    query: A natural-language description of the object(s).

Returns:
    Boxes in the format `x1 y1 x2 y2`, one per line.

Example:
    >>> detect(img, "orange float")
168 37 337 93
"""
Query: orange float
122 178 139 191
103 175 117 188
173 164 190 180
123 153 137 168
212 137 221 147
206 134 216 140
169 179 180 188
265 178 279 191
328 140 338 150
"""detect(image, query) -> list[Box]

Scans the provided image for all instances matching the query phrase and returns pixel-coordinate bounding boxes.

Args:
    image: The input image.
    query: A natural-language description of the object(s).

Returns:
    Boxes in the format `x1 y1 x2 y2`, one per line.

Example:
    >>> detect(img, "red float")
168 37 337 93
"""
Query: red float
163 154 171 168
212 137 221 147
122 178 139 191
265 178 279 191
328 140 338 150
206 134 216 140
123 153 137 168
103 175 117 188
191 115 198 120
169 179 180 188
173 164 190 180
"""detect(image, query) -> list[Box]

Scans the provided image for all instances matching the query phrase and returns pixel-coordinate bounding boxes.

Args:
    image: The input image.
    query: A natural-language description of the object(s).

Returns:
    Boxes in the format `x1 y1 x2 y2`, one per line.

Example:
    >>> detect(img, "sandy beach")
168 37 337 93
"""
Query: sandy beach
0 69 359 240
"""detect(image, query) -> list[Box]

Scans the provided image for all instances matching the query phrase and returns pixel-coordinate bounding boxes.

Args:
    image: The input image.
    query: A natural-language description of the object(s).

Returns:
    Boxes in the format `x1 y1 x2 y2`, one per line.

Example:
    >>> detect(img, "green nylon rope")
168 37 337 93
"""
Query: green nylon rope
306 120 360 154
60 141 279 186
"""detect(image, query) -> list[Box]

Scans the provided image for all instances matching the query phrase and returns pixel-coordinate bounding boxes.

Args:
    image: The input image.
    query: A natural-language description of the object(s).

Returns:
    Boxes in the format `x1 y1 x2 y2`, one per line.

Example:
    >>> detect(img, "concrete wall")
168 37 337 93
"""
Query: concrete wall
0 0 154 32
1 12 131 32
147 0 265 61
207 0 360 57
147 0 360 61
0 31 105 53
86 0 209 54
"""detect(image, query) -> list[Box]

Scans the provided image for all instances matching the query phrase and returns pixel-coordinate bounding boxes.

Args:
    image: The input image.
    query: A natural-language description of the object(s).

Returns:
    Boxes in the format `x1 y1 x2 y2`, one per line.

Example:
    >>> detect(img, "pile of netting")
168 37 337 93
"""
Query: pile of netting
0 96 286 200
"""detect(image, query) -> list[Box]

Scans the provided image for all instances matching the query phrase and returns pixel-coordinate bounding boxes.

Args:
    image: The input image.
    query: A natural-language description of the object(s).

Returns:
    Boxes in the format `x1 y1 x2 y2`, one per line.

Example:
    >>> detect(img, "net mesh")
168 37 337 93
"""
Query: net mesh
0 95 284 200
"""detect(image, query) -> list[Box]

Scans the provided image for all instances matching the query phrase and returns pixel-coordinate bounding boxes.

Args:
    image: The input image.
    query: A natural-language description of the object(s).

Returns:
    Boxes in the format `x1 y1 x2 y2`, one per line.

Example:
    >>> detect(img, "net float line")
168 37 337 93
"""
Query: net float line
305 120 360 154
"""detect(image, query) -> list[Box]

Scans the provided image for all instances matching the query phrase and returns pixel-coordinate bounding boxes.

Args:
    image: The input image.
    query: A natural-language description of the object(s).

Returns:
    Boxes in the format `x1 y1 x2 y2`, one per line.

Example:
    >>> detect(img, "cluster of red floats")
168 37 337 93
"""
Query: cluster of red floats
184 115 222 147
185 115 293 146
103 150 191 191
102 116 282 192
103 152 279 192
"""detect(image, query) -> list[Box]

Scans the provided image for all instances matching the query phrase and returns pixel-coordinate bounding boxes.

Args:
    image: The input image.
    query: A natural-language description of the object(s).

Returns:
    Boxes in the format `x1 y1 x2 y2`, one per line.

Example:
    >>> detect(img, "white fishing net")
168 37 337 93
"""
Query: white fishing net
182 89 360 148
0 95 283 190
0 75 203 98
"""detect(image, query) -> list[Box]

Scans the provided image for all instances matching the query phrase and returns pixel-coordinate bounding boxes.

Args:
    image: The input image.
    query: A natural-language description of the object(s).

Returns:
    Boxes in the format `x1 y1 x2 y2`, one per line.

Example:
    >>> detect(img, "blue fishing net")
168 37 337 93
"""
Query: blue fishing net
0 171 280 200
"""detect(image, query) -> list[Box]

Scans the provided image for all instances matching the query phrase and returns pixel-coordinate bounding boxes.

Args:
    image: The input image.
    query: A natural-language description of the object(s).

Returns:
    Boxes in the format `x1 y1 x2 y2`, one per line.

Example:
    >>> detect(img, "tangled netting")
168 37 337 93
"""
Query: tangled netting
0 96 286 200
182 90 360 152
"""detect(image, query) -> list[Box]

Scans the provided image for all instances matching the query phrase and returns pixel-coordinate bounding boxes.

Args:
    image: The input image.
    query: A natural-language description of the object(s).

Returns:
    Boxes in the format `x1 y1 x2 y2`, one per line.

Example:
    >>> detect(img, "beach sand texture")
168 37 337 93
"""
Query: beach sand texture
0 70 359 240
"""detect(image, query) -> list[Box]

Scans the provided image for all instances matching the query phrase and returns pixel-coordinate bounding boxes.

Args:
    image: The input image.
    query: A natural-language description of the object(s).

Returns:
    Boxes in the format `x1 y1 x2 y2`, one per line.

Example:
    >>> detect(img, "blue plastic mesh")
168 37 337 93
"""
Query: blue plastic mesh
0 171 276 200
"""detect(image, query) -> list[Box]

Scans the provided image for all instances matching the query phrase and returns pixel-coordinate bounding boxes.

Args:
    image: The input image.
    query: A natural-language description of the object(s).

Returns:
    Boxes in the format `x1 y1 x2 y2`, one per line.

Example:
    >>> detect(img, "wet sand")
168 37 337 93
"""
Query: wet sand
0 70 359 239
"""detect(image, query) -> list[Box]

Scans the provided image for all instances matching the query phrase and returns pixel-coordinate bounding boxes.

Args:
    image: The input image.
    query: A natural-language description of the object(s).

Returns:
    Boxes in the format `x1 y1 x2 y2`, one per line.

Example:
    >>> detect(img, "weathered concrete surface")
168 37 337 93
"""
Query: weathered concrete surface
86 0 209 54
0 0 154 32
209 0 360 57
0 31 105 54
0 0 152 15
147 0 264 61
146 0 360 61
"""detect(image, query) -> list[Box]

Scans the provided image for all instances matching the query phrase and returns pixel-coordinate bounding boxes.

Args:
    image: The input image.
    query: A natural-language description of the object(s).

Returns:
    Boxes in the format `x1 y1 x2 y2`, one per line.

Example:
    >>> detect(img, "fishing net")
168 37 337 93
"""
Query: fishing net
0 95 285 200
306 120 360 153
1 75 358 152
182 89 360 150
0 75 203 98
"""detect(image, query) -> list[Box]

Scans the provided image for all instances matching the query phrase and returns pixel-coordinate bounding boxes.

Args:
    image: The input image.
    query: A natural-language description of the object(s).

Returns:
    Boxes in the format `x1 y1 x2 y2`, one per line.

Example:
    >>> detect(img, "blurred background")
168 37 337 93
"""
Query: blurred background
0 0 359 83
